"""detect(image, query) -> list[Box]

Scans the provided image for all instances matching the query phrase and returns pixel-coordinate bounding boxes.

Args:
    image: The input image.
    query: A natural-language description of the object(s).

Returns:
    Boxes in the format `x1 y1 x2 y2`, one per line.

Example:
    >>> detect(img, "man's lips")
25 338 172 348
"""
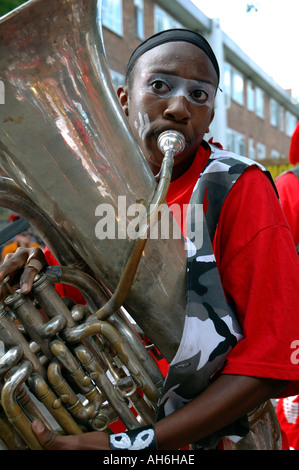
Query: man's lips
151 127 189 148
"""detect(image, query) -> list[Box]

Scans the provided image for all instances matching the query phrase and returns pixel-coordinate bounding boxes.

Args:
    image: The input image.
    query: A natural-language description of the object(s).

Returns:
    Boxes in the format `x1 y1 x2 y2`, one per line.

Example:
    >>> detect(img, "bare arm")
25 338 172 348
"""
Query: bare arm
32 374 289 450
154 373 288 449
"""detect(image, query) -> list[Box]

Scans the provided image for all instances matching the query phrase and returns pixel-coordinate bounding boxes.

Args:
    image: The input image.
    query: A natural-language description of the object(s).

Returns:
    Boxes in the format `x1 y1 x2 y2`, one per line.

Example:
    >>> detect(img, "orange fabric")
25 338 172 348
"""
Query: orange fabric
1 240 40 260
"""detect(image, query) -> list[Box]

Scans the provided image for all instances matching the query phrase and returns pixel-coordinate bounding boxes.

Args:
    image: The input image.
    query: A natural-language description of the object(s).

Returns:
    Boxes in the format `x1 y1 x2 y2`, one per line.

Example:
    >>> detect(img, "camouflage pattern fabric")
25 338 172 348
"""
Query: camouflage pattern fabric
156 144 276 448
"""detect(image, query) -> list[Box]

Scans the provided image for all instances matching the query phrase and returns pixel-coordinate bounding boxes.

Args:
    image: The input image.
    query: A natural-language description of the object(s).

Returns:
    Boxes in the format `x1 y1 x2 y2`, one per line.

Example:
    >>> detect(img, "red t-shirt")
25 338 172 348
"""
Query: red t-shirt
166 142 299 398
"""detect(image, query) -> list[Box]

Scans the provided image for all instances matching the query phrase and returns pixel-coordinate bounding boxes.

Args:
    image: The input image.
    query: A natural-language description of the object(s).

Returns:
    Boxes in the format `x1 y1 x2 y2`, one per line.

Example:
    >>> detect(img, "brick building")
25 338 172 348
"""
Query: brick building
101 0 299 179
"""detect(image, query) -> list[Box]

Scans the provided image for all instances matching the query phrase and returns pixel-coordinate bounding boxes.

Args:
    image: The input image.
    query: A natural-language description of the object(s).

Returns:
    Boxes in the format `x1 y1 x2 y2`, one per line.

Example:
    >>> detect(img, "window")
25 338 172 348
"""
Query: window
154 5 182 33
255 87 264 119
256 142 266 160
134 0 144 40
279 106 285 132
247 80 255 112
271 149 281 159
285 112 297 137
248 138 255 160
231 67 244 106
110 69 125 89
223 63 231 108
270 99 279 127
226 128 245 156
223 64 244 107
102 0 123 36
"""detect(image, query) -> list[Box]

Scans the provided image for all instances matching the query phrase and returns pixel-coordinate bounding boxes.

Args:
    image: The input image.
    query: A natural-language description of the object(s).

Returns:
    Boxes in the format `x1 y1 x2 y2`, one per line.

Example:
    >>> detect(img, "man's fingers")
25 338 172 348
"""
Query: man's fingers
31 420 62 450
0 247 47 296
0 252 24 281
20 248 47 293
19 266 40 294
32 419 110 450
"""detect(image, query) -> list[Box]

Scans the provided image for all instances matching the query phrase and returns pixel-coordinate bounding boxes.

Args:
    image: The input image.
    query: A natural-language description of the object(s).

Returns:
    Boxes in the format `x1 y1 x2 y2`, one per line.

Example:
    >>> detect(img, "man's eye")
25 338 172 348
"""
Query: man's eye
151 80 168 92
192 89 208 101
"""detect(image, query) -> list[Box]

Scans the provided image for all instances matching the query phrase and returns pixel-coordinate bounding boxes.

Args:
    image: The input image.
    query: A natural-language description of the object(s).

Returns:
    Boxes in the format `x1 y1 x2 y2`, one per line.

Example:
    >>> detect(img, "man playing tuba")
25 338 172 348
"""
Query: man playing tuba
1 29 299 451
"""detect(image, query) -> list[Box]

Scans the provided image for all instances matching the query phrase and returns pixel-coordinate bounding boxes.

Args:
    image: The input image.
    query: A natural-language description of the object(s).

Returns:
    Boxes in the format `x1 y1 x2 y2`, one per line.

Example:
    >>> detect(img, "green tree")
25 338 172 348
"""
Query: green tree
0 0 28 17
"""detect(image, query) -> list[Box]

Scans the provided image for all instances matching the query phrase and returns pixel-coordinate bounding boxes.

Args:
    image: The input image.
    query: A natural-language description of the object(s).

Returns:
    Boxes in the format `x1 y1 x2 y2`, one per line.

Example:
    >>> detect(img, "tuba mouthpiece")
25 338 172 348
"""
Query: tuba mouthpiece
157 130 185 157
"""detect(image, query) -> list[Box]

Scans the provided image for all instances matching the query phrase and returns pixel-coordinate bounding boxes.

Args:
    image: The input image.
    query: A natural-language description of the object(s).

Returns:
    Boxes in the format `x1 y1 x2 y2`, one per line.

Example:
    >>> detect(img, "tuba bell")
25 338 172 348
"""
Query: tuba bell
0 0 187 449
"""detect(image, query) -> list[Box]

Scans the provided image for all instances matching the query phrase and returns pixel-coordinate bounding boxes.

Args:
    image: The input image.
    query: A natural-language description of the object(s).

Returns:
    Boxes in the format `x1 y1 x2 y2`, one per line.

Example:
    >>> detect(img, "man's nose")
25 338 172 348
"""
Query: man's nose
163 95 191 122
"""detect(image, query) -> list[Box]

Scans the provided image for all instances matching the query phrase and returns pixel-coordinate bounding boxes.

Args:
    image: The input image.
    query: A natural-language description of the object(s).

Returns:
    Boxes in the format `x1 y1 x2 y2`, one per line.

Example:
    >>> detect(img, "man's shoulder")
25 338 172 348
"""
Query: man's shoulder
207 144 265 172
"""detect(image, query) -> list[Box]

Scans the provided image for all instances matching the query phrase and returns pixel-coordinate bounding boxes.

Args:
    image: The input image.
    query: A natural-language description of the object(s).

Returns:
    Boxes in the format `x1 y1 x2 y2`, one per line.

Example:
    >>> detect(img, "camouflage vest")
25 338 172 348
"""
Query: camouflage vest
156 143 276 448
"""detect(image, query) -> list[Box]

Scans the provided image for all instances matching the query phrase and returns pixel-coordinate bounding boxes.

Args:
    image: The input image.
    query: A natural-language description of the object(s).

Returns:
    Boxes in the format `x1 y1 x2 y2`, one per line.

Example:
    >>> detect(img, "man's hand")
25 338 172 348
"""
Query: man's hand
31 420 111 450
0 247 47 299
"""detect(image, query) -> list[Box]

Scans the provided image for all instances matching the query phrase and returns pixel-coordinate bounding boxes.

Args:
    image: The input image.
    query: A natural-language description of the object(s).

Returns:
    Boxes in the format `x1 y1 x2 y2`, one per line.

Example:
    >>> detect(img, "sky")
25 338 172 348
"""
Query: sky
190 0 299 101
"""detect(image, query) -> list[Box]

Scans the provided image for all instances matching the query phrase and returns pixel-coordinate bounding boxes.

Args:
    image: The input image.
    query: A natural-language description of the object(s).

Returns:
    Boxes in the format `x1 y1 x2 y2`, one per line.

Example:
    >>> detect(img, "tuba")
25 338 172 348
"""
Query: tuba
0 0 282 451
0 0 186 449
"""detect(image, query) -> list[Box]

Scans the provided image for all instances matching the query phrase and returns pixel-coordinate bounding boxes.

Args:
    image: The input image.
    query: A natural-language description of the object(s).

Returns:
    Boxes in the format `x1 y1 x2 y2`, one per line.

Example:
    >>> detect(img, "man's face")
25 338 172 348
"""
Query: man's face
118 42 218 178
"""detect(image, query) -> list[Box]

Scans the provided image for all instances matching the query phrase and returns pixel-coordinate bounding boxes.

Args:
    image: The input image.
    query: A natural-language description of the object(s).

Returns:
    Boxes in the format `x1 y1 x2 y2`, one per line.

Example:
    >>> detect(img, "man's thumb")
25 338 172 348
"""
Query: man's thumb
31 419 58 449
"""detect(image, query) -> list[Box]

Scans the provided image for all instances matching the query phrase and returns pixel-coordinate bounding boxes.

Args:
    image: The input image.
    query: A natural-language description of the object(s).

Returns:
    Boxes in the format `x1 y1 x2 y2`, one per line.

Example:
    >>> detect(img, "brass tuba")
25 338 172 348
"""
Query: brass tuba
0 0 186 449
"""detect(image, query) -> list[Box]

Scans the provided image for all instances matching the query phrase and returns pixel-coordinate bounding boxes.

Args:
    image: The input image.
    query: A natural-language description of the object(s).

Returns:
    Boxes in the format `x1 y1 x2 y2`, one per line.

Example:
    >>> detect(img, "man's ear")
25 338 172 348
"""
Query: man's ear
117 86 129 116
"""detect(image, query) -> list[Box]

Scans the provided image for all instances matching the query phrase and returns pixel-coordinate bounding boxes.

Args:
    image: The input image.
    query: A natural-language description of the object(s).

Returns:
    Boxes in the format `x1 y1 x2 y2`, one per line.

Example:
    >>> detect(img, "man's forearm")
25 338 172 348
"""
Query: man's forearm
154 374 289 450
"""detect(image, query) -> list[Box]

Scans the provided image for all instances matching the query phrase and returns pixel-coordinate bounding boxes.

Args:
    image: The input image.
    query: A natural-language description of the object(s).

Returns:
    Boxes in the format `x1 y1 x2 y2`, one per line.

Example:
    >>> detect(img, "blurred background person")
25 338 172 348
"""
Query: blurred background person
275 122 299 450
275 123 299 252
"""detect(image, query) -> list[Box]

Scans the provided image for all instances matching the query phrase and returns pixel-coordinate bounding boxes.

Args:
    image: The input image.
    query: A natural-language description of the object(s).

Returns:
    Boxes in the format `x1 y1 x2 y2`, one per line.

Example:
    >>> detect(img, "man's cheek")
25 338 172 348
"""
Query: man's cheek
133 112 151 141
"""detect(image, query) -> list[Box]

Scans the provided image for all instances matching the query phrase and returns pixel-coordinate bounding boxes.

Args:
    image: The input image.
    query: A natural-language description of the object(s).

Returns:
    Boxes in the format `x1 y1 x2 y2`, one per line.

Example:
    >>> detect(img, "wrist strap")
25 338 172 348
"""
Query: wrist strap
109 425 157 450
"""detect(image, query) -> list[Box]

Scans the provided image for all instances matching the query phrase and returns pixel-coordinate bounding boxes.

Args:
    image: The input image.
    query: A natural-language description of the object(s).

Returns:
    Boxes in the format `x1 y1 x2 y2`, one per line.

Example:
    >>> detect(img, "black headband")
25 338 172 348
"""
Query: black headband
126 28 220 82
